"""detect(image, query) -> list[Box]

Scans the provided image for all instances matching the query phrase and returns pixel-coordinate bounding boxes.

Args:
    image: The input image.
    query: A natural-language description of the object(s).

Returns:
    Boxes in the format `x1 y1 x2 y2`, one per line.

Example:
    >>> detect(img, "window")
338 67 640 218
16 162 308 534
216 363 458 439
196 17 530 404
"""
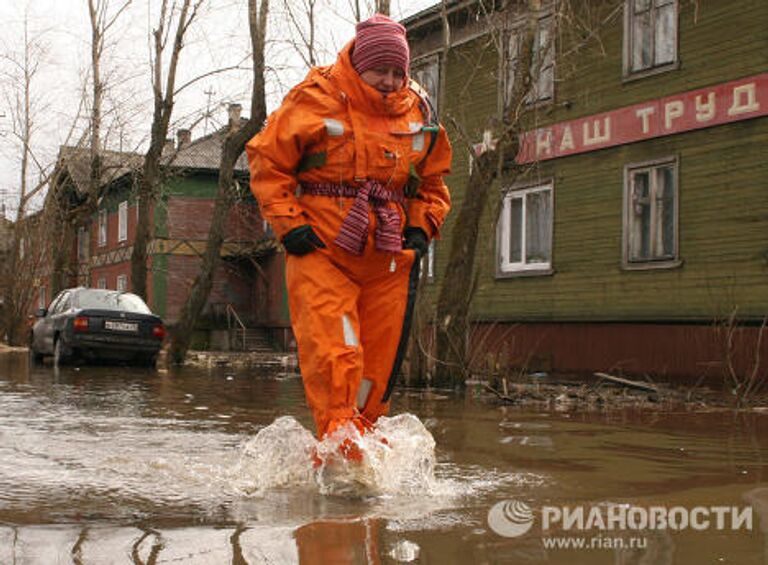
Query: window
498 182 553 274
47 292 65 314
116 274 127 292
624 158 678 267
77 226 88 262
118 201 128 242
98 209 107 247
51 292 71 315
624 0 677 76
506 14 554 106
411 55 440 114
97 277 107 289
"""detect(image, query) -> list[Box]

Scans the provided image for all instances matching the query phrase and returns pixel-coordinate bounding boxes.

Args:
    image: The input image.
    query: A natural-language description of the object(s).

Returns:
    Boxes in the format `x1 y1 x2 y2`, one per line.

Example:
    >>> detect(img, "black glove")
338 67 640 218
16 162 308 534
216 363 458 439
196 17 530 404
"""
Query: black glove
403 227 429 258
282 224 326 256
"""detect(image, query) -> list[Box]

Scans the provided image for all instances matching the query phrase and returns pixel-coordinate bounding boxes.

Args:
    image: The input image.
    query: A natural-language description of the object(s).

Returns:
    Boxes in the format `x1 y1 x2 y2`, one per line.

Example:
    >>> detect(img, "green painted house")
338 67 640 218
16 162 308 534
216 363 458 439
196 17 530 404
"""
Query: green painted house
405 0 768 380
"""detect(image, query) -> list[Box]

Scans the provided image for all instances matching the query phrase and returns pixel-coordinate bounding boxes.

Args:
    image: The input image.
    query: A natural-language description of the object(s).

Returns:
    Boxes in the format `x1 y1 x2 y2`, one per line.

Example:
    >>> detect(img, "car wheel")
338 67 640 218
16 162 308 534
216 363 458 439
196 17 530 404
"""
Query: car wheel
53 337 69 367
28 333 43 364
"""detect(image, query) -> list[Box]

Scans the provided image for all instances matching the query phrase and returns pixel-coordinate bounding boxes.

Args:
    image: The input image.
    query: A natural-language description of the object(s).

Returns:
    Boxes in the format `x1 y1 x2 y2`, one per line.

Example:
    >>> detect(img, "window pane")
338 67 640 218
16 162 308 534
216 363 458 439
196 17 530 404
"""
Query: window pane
118 202 127 241
632 12 652 71
525 189 551 264
654 0 673 6
508 197 523 263
655 4 676 65
630 171 651 261
99 211 107 246
658 166 676 257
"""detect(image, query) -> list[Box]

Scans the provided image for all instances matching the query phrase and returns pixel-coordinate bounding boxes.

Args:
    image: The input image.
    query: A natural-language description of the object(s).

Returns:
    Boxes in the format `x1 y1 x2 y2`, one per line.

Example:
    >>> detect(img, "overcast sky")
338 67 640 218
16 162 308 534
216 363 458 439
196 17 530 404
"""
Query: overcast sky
0 0 436 219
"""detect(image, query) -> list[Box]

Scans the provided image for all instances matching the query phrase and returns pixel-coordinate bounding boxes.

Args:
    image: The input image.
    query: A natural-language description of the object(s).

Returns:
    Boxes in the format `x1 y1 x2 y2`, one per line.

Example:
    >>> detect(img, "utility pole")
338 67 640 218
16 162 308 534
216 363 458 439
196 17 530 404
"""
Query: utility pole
203 87 216 135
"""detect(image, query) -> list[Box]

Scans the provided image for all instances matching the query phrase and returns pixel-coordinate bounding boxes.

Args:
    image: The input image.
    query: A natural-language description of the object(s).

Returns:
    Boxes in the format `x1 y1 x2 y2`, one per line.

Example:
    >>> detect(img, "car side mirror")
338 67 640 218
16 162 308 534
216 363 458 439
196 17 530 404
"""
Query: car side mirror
35 308 47 317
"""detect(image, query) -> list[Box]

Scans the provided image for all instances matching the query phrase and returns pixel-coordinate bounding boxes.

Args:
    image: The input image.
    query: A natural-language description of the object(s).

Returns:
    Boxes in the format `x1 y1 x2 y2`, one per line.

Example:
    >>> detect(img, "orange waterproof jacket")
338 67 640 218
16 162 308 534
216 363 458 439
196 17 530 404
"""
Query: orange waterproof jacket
246 41 452 244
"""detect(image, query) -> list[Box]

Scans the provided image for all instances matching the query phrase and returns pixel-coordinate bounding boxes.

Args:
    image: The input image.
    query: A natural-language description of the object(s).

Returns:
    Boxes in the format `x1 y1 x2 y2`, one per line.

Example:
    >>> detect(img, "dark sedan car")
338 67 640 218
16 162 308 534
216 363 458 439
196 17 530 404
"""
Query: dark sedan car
30 287 166 366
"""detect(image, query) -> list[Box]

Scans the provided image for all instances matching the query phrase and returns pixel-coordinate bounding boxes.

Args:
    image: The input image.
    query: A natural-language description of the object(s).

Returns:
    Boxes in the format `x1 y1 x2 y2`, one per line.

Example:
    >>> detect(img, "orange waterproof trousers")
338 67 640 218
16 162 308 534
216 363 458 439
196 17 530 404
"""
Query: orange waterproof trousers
286 237 418 438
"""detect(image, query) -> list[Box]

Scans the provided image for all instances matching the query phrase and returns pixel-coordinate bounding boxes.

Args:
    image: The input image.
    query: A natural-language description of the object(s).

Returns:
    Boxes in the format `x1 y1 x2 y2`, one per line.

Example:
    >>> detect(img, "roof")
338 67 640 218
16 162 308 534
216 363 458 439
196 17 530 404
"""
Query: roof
57 146 143 196
57 120 251 196
402 0 479 28
162 119 250 173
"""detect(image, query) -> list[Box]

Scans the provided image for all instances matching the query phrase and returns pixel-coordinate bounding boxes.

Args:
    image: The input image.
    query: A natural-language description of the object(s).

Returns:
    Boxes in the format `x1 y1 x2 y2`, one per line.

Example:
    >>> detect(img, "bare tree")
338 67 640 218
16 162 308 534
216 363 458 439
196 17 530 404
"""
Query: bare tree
432 0 621 387
349 0 362 22
0 13 59 344
131 0 202 300
86 0 132 203
283 0 317 67
168 0 270 363
46 0 134 297
375 0 390 16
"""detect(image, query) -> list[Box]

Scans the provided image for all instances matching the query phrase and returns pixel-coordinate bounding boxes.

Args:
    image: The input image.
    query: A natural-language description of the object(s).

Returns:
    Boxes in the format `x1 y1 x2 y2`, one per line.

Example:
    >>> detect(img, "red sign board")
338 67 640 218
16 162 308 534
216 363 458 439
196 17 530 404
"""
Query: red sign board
516 73 768 164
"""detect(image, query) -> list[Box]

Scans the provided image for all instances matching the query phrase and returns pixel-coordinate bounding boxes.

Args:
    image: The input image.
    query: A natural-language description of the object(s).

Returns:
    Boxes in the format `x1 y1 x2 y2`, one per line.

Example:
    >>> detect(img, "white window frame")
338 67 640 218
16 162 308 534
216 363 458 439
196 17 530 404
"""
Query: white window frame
497 181 554 276
622 156 680 269
97 276 107 289
623 0 678 79
118 201 128 242
116 274 127 292
505 13 555 107
98 209 107 247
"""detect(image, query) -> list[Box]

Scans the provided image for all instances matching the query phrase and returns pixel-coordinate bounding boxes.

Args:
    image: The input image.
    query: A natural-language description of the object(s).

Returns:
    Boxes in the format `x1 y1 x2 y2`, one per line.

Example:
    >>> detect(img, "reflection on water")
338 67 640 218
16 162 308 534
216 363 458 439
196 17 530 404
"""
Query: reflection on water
0 350 767 563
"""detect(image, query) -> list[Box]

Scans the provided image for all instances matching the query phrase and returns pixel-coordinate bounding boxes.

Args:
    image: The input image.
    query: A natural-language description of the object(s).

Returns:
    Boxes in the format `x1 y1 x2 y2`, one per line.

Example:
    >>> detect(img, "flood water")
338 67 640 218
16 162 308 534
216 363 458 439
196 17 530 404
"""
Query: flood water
0 350 767 564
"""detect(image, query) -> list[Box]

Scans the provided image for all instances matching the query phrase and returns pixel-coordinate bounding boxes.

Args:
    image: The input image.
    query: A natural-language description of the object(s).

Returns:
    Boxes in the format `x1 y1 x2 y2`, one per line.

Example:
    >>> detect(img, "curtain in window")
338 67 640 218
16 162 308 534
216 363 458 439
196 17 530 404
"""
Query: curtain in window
526 190 551 264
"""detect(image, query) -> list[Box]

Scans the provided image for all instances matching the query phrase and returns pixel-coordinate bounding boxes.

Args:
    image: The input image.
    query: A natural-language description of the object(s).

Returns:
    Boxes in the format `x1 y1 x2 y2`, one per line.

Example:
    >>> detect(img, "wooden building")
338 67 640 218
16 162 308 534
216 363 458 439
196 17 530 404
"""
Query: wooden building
405 0 768 380
43 106 292 350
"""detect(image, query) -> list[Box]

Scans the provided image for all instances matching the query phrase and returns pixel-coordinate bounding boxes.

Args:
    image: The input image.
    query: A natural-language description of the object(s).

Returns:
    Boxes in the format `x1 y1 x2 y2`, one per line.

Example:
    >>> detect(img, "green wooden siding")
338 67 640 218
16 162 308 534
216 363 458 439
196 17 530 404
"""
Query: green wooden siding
421 0 768 322
163 175 218 198
554 1 768 124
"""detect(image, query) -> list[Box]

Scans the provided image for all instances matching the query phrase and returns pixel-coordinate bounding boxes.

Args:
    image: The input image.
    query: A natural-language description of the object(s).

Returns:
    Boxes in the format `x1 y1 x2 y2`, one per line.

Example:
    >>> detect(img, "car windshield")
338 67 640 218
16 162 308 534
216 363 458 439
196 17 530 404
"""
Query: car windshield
74 290 152 314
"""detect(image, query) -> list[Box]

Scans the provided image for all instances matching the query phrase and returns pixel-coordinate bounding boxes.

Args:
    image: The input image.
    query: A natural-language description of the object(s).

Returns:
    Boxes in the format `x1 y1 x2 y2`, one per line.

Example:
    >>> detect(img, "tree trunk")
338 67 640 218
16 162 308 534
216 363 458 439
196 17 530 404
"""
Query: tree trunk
131 153 161 300
168 0 269 363
131 0 196 300
375 0 390 16
433 151 500 387
433 1 538 388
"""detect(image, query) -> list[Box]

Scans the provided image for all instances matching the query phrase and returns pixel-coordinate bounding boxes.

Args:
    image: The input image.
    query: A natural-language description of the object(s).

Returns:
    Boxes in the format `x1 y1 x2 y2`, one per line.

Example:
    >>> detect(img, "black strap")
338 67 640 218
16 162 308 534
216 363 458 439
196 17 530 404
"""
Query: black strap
381 256 422 403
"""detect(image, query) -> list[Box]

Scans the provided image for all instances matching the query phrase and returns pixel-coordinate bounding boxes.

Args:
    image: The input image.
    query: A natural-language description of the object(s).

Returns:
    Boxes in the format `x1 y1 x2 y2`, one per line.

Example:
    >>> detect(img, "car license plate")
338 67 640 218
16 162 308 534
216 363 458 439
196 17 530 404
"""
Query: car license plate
105 320 138 333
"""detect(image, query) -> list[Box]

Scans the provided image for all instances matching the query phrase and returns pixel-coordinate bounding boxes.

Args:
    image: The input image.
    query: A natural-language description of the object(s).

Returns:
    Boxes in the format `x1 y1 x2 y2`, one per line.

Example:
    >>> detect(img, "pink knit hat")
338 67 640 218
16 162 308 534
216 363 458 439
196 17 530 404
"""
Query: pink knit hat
351 14 410 76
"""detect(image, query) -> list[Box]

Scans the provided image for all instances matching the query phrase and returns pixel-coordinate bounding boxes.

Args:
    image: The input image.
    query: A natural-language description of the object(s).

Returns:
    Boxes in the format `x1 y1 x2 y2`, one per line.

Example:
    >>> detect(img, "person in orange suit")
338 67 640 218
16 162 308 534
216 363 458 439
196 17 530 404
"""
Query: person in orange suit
246 14 452 452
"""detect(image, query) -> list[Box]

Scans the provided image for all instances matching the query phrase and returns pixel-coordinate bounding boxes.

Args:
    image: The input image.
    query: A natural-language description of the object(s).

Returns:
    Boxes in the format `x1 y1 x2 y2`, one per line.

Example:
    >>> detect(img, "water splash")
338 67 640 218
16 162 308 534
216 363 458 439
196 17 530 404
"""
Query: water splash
389 539 420 562
234 414 447 498
234 416 317 495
